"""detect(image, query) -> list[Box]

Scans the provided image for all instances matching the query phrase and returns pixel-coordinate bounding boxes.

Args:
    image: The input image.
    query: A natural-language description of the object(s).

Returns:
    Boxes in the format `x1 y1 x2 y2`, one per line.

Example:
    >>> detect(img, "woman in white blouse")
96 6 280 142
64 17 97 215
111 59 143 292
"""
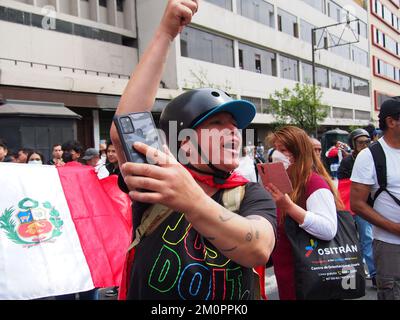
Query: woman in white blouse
265 126 344 300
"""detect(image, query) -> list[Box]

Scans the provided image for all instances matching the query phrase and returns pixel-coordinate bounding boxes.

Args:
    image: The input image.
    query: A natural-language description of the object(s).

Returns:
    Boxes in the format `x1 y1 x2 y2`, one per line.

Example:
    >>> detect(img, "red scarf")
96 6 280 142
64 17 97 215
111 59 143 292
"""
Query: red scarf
185 167 249 189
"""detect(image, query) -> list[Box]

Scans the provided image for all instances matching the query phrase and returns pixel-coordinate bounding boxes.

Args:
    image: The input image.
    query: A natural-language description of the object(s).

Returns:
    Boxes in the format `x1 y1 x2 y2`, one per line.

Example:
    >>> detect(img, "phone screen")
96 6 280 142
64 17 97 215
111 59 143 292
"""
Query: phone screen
113 112 162 164
257 162 293 194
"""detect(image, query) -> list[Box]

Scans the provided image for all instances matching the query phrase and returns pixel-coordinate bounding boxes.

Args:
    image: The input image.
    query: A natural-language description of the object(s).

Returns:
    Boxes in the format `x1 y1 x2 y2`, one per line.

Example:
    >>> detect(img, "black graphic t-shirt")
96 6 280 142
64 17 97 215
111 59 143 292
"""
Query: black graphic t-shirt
124 182 277 300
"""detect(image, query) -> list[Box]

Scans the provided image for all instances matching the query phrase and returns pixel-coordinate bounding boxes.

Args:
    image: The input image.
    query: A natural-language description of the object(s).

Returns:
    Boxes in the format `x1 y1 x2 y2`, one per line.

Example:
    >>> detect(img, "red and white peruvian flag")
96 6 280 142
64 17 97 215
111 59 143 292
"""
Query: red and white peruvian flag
0 162 132 300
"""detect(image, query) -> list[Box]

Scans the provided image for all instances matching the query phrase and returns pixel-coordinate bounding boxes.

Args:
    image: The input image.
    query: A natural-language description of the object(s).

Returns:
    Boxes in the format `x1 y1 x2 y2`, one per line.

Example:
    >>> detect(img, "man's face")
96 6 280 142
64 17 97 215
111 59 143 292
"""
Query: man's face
311 140 322 157
0 146 7 162
389 114 400 136
62 149 80 163
52 145 63 159
354 136 371 153
185 112 241 173
86 156 99 167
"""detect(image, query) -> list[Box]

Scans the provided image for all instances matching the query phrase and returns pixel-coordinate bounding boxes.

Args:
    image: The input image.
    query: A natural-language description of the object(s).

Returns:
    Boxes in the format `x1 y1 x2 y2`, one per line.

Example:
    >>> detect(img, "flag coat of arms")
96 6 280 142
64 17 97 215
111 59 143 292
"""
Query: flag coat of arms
0 163 132 300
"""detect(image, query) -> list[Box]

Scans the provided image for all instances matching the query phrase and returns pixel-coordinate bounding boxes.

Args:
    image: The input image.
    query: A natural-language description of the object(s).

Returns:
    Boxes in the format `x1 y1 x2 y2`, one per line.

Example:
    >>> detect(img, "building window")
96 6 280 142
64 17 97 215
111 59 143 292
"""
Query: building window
239 49 244 69
205 0 232 10
354 110 371 120
332 107 353 119
277 9 298 38
236 0 275 28
358 20 368 39
328 0 343 22
280 55 299 81
302 62 328 87
352 46 369 67
300 19 314 43
117 0 124 12
375 57 400 83
241 96 272 114
241 96 262 113
0 5 136 47
180 26 234 67
372 0 400 32
302 0 326 13
330 34 351 60
373 26 399 57
99 0 107 8
255 54 261 73
238 42 277 76
331 71 351 92
353 78 370 96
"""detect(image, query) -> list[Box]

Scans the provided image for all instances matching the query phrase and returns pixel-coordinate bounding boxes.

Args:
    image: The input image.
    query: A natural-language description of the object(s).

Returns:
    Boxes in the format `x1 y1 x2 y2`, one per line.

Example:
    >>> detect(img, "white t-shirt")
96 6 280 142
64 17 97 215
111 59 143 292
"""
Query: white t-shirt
95 159 110 179
351 137 400 245
235 156 257 183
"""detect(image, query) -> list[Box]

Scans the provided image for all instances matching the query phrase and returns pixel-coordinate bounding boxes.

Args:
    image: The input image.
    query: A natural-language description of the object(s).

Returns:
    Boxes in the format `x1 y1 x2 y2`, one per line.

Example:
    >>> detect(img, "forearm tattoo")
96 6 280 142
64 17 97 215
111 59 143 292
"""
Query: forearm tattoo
220 246 238 253
219 207 236 222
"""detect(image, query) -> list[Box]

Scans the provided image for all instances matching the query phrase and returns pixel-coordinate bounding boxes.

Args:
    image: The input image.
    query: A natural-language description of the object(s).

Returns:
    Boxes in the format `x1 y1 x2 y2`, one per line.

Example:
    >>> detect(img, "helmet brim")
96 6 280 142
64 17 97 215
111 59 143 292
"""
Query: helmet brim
191 100 256 129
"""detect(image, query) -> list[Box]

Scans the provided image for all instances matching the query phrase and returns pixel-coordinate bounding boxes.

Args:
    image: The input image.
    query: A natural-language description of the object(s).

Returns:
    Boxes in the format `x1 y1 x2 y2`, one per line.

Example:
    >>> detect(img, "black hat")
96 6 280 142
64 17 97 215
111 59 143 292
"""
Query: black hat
379 97 400 121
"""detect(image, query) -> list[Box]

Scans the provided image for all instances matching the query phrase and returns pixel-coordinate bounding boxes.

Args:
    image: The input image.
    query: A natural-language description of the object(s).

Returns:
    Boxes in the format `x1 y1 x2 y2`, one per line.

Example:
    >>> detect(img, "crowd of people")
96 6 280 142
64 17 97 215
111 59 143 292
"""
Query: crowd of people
1 0 399 301
0 139 120 182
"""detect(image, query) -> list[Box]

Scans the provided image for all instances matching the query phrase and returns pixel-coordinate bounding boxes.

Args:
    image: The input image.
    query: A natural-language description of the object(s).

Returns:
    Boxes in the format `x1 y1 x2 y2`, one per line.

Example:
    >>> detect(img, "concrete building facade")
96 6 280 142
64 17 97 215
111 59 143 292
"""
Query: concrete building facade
0 0 374 156
368 0 400 121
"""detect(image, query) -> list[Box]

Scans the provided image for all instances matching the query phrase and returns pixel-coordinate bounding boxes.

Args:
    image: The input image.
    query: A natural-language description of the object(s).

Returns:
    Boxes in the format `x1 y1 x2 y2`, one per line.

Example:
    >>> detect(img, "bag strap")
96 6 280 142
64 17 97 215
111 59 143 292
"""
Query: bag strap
222 185 246 213
128 185 247 251
369 142 400 207
127 204 173 251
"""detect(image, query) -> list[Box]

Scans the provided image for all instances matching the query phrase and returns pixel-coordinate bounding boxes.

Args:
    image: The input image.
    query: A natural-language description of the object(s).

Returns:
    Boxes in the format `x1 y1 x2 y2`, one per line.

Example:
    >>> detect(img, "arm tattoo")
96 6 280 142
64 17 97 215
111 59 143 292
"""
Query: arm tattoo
219 208 236 222
245 232 253 242
220 246 238 253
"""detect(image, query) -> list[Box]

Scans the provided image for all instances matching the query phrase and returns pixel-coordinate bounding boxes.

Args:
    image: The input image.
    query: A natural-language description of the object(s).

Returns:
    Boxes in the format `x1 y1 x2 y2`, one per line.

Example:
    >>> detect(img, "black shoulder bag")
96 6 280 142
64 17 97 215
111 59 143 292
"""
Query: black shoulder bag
285 203 365 299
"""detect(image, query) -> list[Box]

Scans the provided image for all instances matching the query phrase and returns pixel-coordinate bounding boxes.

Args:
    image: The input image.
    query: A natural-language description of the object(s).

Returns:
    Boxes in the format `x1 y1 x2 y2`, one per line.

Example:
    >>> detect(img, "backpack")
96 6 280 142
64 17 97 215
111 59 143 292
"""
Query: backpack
368 142 400 207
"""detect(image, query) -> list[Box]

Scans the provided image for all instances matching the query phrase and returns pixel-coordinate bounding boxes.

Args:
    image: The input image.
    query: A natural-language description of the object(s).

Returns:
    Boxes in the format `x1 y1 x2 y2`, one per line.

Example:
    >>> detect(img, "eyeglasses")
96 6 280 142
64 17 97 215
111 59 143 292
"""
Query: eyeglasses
355 139 371 146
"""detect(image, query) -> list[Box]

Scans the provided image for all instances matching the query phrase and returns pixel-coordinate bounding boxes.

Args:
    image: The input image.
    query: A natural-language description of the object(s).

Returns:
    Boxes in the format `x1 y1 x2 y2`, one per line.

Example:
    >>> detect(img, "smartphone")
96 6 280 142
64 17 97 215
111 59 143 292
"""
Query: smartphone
257 162 293 194
113 111 163 164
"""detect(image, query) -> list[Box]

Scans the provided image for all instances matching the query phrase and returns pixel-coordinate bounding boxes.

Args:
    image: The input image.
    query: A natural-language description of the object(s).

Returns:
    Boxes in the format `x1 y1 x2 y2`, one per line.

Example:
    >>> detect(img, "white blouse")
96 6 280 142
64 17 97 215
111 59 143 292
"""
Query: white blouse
299 188 337 241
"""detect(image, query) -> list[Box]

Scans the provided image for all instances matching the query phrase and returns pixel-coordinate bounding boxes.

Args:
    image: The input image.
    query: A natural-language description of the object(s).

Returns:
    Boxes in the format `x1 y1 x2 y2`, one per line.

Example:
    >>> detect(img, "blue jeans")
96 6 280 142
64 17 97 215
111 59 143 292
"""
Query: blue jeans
354 215 376 277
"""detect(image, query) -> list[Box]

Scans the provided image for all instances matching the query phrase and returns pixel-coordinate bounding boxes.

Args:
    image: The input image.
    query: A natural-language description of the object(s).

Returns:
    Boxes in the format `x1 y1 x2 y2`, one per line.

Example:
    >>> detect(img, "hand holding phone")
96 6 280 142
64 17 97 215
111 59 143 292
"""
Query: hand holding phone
257 162 293 194
113 112 163 164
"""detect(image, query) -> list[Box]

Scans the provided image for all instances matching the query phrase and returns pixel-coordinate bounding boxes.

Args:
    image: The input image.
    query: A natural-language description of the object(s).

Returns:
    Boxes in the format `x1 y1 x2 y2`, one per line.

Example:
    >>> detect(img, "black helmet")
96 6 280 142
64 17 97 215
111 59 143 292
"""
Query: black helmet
348 128 370 149
159 88 256 184
159 88 256 144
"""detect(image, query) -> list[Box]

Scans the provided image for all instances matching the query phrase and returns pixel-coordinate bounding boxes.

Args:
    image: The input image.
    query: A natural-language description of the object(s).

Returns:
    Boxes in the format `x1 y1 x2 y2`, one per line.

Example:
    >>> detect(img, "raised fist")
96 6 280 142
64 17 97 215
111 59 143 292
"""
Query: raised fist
159 0 199 40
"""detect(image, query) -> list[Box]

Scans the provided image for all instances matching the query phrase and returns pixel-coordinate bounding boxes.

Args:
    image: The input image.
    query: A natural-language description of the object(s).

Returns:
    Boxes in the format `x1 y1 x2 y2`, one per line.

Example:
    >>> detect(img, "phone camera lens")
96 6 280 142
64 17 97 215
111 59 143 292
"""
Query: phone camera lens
121 117 135 134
